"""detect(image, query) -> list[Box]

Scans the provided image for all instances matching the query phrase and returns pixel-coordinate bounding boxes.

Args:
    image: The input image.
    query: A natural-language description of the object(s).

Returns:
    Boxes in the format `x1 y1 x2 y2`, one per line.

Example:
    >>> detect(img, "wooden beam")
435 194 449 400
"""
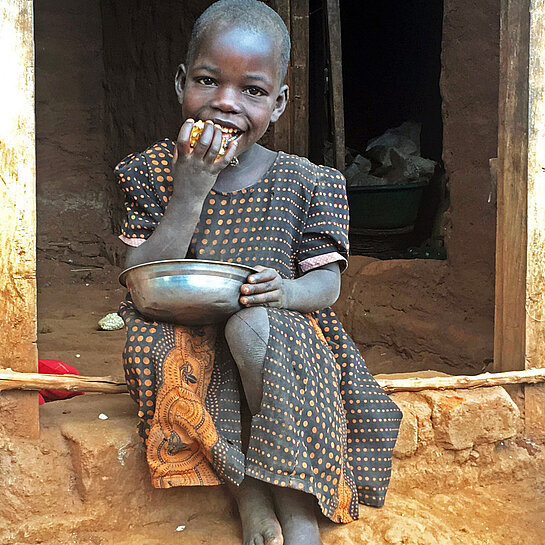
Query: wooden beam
263 1 310 156
524 0 545 439
290 0 309 157
0 371 127 394
4 368 545 395
271 0 292 153
494 0 530 373
325 0 345 171
495 0 545 439
379 368 545 394
0 0 39 438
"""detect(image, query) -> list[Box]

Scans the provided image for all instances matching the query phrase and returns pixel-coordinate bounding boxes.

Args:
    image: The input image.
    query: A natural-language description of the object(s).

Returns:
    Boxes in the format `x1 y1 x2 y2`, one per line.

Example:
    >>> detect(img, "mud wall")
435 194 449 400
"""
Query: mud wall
33 0 501 371
35 0 212 243
35 0 500 245
101 1 211 166
35 0 109 242
441 0 500 282
101 0 213 230
36 0 500 264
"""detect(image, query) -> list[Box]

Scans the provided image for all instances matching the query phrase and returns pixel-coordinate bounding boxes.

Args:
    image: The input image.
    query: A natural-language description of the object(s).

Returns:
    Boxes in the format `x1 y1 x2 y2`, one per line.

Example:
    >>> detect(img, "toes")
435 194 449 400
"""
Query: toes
264 533 283 545
244 529 283 545
245 529 283 545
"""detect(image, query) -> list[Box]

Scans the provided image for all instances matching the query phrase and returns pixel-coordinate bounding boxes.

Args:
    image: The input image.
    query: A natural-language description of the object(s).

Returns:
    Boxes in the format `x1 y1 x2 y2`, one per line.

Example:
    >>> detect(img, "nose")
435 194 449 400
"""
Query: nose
211 85 241 114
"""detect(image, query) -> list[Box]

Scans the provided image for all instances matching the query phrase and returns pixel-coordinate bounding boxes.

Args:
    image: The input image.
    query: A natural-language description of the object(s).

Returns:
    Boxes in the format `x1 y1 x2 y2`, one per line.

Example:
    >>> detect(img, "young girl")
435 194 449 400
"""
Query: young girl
116 1 402 544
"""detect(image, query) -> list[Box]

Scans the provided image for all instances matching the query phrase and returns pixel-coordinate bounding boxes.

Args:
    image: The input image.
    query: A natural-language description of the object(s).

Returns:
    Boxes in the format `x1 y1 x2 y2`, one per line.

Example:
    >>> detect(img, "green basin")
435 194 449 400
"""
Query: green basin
347 181 427 231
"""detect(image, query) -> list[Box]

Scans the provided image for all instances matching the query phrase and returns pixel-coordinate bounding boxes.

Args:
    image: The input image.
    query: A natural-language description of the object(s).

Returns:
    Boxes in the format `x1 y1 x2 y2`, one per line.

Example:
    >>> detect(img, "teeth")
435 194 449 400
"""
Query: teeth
189 120 241 155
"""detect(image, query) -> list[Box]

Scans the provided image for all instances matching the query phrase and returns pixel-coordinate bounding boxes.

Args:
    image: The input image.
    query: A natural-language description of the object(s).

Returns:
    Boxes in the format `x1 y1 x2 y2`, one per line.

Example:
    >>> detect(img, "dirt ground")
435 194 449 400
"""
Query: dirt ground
36 250 493 380
37 256 127 380
57 480 545 545
31 254 545 545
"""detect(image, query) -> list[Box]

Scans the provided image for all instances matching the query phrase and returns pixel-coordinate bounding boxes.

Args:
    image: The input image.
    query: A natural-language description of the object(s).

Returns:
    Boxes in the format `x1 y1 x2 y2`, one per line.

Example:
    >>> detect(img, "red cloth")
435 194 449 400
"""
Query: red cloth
38 359 84 405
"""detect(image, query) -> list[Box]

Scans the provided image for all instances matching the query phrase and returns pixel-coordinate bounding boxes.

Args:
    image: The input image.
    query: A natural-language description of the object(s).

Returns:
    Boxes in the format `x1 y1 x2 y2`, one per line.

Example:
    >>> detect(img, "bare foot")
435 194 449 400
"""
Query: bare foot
272 486 322 545
230 478 283 545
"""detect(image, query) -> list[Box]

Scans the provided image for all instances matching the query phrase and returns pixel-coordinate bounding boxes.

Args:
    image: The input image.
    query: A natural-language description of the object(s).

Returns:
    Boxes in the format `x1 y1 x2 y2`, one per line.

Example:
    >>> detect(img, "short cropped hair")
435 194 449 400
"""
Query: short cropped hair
186 0 291 84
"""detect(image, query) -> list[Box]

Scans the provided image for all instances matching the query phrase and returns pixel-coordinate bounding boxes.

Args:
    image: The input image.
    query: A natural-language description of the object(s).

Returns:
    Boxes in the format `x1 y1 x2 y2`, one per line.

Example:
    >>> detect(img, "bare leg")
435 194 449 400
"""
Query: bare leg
272 487 322 545
226 308 283 545
225 307 269 416
225 308 321 545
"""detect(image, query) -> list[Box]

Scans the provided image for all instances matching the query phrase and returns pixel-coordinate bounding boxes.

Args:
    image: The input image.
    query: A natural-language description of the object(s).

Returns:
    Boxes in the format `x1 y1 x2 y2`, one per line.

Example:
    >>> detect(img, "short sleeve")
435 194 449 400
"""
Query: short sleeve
297 166 350 273
115 139 175 247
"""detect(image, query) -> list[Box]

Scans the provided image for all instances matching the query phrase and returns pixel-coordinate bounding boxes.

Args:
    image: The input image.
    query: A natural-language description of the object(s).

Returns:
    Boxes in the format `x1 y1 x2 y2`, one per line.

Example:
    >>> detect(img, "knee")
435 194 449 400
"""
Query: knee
225 307 269 341
224 307 269 368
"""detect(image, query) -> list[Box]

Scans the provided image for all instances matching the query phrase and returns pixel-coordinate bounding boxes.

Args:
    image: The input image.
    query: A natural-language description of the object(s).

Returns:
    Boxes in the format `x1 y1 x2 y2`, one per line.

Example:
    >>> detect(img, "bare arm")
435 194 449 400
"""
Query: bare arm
123 119 238 270
123 193 205 269
240 262 341 313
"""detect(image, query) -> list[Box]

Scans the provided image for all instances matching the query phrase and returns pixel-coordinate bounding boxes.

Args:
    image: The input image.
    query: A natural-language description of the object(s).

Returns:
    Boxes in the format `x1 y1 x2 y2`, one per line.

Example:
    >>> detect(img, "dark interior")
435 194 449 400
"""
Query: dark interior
309 0 443 163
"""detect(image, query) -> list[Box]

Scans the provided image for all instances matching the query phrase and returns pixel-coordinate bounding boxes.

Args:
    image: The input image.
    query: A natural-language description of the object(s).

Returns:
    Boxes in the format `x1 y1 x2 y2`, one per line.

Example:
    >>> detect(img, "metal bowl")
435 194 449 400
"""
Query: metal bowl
119 259 256 326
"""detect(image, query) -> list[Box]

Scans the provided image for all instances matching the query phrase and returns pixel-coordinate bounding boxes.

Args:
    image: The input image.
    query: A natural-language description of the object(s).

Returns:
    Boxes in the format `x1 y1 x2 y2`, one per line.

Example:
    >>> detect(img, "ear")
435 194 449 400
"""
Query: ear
270 84 289 123
174 64 187 105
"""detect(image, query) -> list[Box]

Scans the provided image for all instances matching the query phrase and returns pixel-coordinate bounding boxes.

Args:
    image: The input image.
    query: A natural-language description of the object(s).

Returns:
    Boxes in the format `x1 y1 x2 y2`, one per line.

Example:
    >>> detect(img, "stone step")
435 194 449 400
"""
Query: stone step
1 386 543 544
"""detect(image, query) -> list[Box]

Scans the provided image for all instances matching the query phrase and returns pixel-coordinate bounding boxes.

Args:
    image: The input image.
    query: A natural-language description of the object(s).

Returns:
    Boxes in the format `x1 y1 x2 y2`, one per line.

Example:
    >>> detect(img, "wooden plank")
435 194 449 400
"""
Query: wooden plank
493 0 530 372
5 368 545 395
290 0 309 157
325 0 345 171
493 1 508 372
270 0 292 153
308 5 328 164
0 371 127 394
524 0 545 439
0 0 39 437
379 368 545 393
495 0 545 439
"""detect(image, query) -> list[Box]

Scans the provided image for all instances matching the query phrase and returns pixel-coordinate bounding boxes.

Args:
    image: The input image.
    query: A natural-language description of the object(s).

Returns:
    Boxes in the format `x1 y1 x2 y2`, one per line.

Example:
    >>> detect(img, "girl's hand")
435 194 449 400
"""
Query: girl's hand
172 118 238 197
239 266 288 308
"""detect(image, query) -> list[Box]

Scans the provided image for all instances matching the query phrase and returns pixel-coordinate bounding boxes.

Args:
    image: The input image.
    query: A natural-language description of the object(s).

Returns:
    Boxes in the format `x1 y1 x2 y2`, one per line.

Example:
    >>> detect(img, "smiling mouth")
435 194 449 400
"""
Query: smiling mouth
189 120 243 155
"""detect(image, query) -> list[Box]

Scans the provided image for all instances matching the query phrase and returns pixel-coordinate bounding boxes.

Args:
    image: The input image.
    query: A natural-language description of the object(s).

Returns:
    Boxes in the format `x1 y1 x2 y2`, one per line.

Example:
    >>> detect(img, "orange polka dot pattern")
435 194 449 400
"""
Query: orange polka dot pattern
115 140 349 275
116 140 402 522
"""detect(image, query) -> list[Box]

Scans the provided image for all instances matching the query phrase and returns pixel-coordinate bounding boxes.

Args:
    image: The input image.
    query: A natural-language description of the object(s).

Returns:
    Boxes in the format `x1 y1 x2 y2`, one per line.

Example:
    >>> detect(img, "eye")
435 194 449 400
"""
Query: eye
243 86 267 96
195 76 217 86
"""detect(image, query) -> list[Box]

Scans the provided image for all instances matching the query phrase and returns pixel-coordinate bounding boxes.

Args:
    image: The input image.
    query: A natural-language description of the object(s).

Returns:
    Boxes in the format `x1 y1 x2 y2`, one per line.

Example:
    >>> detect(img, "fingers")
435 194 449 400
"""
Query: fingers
241 279 278 296
239 290 282 307
220 137 239 166
180 120 239 168
240 267 283 307
174 118 195 162
209 124 225 158
246 267 278 285
191 121 219 159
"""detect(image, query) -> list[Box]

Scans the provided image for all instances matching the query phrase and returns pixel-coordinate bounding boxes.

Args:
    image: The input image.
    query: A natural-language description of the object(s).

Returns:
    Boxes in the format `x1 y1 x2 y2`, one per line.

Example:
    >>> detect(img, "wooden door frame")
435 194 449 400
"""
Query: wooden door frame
2 0 544 439
494 0 545 438
0 0 39 438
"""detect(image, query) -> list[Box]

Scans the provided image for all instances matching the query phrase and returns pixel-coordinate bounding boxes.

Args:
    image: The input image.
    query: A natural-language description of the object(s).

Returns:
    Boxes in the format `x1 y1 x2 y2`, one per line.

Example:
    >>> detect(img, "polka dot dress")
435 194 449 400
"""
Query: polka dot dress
116 139 402 523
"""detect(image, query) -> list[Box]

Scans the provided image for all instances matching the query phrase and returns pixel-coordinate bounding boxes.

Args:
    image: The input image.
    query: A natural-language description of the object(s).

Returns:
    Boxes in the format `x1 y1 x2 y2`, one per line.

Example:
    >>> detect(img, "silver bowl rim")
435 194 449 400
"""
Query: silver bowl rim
119 258 258 287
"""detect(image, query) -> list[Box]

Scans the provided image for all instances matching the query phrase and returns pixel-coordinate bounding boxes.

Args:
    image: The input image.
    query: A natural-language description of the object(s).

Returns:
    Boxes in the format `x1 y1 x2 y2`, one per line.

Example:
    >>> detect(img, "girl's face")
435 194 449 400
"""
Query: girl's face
176 25 288 156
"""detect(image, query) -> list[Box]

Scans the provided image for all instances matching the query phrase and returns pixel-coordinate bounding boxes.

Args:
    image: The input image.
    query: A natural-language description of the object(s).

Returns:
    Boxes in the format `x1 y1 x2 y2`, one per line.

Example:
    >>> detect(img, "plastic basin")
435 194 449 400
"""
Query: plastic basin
347 181 427 231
